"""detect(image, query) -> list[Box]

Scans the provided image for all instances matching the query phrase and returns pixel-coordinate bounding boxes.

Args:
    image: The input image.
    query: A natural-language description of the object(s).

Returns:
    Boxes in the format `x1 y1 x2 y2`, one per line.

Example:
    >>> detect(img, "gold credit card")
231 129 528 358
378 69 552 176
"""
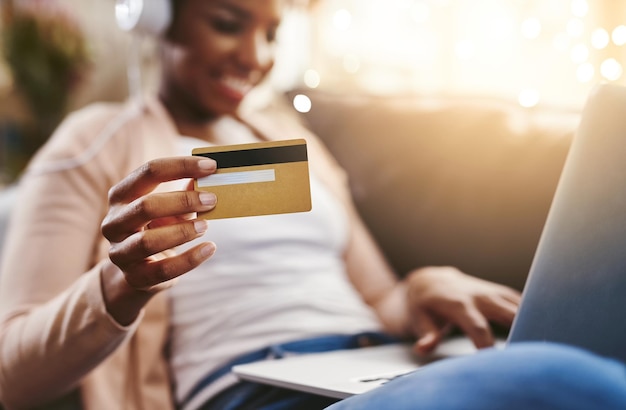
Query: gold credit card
192 139 312 220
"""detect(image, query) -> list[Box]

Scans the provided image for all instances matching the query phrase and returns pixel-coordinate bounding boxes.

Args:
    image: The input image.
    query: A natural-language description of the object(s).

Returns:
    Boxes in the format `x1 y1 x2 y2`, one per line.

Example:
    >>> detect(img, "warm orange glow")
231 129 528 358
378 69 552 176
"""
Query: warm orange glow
303 0 626 109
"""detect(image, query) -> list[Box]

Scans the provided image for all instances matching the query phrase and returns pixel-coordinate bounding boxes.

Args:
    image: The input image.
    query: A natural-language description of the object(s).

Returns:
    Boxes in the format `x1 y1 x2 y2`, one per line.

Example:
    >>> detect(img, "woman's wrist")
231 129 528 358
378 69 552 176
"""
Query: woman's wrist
372 280 412 337
100 260 155 326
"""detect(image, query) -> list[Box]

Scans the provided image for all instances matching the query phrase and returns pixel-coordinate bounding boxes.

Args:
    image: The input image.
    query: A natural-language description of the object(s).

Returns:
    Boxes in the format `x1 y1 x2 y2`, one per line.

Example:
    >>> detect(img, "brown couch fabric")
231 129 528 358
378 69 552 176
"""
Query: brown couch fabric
294 90 579 291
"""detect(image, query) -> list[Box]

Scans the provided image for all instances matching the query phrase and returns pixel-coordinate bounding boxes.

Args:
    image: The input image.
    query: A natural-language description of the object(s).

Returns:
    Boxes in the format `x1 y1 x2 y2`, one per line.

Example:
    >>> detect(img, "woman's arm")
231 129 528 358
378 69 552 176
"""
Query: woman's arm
0 155 218 408
341 202 411 335
342 197 521 355
0 156 138 408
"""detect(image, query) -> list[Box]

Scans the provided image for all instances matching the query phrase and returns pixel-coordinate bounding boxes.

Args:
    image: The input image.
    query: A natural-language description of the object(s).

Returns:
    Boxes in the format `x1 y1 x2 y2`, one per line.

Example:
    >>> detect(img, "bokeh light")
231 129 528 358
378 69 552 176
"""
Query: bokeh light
576 63 595 83
521 18 542 39
552 32 570 52
571 0 589 18
333 9 352 31
309 0 626 108
411 1 430 23
518 89 541 108
612 25 626 46
570 44 589 64
343 54 361 73
566 18 584 38
293 94 312 113
304 69 321 89
591 28 609 49
601 58 623 81
455 40 474 60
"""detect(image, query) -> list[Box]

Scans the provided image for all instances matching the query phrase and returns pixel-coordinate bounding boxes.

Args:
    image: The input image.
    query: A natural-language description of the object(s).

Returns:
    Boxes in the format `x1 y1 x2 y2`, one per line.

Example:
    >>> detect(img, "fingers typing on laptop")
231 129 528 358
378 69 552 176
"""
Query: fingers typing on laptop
403 266 521 356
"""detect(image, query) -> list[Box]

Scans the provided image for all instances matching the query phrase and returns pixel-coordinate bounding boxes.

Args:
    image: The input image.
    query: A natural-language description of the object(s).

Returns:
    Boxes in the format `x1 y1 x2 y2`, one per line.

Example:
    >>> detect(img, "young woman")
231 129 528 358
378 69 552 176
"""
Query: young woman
0 1 521 409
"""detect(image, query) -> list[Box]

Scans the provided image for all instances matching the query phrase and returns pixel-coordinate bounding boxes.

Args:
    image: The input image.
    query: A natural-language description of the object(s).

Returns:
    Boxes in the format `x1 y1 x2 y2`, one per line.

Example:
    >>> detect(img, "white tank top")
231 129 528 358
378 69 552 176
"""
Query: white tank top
169 131 381 409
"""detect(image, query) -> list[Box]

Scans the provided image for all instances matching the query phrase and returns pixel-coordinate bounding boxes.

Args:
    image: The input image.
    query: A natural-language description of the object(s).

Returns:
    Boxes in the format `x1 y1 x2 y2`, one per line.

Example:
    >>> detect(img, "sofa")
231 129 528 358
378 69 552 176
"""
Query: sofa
291 90 579 291
0 91 579 292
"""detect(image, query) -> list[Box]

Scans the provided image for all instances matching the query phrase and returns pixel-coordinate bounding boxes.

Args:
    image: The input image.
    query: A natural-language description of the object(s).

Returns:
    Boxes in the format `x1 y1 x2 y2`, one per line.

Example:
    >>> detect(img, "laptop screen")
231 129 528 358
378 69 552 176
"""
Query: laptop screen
508 84 626 364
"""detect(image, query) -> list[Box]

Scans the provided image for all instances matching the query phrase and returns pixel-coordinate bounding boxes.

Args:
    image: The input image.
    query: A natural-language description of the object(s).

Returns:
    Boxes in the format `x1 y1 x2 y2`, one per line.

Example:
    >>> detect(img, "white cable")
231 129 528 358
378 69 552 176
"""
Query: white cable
127 34 143 99
24 102 143 177
23 35 146 177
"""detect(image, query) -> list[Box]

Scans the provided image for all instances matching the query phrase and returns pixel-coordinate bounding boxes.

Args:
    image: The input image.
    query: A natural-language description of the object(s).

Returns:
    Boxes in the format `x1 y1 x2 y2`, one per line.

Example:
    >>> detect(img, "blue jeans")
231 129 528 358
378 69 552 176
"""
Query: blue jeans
327 342 626 410
193 332 399 410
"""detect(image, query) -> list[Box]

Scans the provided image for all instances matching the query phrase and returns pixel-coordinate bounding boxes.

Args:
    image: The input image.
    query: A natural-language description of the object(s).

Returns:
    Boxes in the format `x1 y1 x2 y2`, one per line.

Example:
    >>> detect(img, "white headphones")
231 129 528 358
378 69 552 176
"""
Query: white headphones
27 1 172 176
115 0 172 36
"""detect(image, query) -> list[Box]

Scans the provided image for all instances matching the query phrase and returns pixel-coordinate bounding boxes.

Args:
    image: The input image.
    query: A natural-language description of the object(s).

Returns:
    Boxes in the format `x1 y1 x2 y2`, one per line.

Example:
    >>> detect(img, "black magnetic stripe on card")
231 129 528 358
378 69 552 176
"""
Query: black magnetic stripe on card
194 144 308 168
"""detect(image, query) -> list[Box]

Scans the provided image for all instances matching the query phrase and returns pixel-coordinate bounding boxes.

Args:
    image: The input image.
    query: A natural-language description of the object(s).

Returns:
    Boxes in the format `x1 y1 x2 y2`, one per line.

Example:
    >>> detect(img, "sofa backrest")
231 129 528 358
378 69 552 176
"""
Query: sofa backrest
295 91 579 291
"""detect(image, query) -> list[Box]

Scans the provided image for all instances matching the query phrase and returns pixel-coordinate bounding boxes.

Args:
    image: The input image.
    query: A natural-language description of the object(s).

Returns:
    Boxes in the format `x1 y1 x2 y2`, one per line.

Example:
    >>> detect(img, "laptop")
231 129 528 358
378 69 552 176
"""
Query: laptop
233 336 505 399
233 83 626 399
507 83 626 358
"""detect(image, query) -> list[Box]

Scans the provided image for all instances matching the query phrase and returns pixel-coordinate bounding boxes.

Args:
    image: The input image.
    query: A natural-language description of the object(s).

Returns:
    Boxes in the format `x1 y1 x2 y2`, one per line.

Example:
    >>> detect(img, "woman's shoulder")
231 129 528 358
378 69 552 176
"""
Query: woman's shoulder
66 100 126 122
55 100 141 145
28 100 148 169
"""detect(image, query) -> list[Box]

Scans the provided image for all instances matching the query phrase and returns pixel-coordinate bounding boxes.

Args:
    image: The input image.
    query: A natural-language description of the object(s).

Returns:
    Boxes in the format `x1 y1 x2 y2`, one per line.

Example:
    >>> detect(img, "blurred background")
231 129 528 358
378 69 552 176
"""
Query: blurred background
0 0 625 183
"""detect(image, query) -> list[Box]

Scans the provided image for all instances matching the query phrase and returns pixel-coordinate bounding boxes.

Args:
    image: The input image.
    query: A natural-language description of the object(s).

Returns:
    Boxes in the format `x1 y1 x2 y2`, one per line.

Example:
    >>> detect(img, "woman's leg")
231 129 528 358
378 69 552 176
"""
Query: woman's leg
326 342 626 410
195 332 397 410
199 381 339 410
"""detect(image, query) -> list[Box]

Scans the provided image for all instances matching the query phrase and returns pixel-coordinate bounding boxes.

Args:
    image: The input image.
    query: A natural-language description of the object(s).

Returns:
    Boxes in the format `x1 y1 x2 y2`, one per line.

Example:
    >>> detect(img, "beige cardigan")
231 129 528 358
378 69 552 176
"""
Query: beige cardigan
0 97 351 410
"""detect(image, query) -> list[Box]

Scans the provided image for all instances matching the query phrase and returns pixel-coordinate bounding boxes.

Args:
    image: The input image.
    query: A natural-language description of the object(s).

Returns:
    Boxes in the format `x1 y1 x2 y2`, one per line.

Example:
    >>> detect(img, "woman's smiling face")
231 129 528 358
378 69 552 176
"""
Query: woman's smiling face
160 0 284 120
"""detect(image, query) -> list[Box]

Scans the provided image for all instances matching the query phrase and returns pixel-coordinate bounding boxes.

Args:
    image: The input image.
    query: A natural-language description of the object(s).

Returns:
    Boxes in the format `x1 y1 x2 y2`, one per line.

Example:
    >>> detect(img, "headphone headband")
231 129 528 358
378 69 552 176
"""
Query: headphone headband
115 0 172 36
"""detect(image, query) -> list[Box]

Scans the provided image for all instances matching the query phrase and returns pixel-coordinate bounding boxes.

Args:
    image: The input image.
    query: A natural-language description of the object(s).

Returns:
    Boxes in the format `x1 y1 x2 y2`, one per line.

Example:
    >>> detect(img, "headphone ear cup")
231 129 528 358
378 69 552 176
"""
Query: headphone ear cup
115 0 172 36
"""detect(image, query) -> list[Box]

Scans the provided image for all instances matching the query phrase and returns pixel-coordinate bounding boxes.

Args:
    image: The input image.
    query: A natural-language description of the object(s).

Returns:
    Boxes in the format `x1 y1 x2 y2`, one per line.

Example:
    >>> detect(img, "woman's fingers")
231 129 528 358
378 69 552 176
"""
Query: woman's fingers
477 295 519 326
100 157 220 292
501 287 523 305
406 267 522 351
122 242 216 291
451 304 495 349
102 157 217 243
146 213 196 230
103 190 216 242
412 310 445 356
109 219 209 268
109 157 216 204
415 299 495 351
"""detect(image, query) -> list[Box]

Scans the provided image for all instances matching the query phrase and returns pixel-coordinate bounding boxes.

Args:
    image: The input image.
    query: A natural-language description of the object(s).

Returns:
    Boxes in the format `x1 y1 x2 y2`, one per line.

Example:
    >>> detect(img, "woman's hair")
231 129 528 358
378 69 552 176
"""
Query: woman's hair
171 0 313 16
167 0 314 35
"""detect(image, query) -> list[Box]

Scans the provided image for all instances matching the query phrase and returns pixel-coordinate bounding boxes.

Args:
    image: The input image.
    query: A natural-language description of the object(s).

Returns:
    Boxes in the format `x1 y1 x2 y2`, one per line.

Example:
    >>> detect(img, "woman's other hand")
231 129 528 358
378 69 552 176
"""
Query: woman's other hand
100 156 218 325
406 266 521 356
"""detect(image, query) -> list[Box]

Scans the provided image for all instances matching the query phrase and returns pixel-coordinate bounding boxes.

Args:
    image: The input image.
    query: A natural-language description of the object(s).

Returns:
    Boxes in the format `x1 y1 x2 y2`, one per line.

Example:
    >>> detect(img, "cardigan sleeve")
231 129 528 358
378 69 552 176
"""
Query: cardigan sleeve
0 104 143 409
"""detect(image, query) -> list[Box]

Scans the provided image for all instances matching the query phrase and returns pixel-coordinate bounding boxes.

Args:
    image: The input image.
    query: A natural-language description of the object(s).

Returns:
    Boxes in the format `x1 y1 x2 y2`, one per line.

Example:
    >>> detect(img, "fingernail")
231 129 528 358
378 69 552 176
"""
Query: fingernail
199 192 217 206
194 219 208 234
198 159 217 171
417 332 436 348
200 242 216 258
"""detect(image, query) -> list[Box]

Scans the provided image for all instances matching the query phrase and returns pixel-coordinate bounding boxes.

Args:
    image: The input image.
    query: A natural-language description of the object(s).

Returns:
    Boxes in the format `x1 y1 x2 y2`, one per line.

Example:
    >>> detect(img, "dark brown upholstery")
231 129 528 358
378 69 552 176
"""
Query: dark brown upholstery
292 90 579 291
